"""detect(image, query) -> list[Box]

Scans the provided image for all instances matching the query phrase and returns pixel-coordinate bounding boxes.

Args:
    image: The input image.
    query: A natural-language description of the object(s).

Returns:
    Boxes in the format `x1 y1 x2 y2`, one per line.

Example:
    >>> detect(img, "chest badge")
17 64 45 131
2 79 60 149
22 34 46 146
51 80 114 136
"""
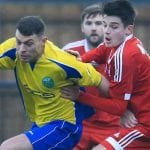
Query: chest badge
42 77 54 88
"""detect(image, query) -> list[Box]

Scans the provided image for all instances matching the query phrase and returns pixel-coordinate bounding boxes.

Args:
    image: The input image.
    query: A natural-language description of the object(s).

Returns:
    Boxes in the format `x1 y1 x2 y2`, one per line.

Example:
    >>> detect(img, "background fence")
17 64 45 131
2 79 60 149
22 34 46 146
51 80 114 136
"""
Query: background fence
0 0 150 143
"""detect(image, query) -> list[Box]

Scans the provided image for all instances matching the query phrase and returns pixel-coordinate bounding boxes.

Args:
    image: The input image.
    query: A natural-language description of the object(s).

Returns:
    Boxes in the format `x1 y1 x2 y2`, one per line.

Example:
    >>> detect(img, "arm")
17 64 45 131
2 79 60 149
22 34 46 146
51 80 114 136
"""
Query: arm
61 67 126 116
78 91 128 116
81 44 107 64
98 75 109 97
0 38 16 69
61 85 128 116
61 74 109 99
65 44 107 64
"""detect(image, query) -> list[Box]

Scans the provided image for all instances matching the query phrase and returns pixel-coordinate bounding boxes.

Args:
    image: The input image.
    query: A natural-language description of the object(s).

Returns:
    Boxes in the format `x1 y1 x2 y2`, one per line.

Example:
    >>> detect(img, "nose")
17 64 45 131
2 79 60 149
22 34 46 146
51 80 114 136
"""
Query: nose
91 24 97 30
19 44 26 53
104 26 111 34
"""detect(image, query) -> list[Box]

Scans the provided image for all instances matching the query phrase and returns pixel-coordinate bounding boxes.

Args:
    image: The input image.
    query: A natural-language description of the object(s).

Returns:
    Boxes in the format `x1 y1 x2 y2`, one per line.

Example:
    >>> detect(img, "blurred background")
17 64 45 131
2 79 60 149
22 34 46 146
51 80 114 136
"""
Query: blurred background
0 0 150 143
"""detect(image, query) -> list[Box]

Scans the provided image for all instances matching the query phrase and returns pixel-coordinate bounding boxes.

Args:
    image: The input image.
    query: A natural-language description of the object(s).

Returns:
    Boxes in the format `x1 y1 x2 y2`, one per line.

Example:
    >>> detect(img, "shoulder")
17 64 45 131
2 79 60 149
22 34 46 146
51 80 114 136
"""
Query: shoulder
1 37 16 47
122 36 148 65
0 37 17 61
124 37 144 56
62 39 85 50
45 40 76 59
45 40 62 52
0 37 16 55
97 42 108 51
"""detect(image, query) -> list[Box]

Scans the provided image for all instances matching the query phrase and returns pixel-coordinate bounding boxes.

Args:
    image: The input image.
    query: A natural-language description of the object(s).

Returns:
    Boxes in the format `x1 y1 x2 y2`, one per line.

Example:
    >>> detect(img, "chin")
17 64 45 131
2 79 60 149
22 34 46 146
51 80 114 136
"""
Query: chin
105 43 112 48
21 59 29 63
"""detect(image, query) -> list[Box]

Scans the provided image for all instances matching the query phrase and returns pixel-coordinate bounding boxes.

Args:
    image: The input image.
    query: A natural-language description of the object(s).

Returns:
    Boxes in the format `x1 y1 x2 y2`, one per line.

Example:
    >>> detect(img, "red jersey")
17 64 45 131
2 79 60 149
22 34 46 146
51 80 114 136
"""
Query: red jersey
63 39 120 126
80 35 150 137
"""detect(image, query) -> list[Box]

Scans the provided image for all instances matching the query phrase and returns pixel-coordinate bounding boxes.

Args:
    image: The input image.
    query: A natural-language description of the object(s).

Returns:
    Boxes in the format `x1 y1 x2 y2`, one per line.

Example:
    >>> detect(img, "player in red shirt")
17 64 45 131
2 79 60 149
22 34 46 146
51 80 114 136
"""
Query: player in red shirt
63 4 120 150
63 4 136 150
62 0 150 149
63 4 105 96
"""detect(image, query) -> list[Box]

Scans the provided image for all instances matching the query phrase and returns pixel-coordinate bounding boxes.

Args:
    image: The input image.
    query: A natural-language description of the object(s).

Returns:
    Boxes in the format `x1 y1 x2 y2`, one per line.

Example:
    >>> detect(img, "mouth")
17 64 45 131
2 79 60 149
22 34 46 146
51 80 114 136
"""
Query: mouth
20 54 29 61
104 37 111 44
20 54 27 58
90 34 99 41
91 33 98 37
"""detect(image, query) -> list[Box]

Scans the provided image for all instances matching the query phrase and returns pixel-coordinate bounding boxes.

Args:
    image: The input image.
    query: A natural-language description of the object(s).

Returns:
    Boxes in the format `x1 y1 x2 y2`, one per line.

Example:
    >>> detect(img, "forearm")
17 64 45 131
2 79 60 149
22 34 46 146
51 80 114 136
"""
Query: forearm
78 91 128 116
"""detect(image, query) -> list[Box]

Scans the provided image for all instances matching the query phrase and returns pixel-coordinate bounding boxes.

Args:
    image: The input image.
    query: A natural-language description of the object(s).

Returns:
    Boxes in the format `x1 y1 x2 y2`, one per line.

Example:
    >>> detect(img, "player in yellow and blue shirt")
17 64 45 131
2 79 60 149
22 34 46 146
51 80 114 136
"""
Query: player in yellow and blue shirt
0 16 109 150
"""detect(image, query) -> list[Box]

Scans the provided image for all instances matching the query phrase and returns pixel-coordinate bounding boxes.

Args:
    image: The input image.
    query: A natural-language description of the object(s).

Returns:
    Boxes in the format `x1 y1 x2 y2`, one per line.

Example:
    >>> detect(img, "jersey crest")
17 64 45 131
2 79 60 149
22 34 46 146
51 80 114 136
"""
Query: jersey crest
42 76 54 88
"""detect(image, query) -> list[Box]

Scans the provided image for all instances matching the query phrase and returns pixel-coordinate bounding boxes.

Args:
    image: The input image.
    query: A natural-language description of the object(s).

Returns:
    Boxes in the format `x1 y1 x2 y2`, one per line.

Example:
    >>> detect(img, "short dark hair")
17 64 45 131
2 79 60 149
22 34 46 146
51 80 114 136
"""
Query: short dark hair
16 16 45 36
81 4 102 23
102 0 136 26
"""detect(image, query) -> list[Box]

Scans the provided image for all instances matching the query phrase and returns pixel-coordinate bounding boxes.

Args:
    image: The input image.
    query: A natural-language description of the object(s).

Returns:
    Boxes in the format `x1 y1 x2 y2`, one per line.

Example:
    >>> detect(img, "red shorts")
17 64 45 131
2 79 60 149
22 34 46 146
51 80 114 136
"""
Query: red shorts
73 120 119 150
101 127 150 150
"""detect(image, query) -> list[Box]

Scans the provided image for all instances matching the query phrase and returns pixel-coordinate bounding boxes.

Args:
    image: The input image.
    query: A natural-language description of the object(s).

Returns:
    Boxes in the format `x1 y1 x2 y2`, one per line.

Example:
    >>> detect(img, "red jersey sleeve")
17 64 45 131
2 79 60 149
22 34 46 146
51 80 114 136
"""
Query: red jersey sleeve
78 91 128 116
81 43 108 64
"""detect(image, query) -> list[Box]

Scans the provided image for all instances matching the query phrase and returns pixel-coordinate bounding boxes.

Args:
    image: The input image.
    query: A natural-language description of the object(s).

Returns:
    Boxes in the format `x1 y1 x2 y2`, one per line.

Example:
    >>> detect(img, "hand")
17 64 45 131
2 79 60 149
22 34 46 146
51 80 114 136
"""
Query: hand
120 109 138 128
65 49 81 61
61 85 80 100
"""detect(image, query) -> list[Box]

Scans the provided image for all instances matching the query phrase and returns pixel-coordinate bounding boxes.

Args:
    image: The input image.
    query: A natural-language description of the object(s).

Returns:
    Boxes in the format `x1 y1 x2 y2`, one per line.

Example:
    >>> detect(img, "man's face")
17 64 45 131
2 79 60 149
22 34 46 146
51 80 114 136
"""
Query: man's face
15 29 46 63
81 14 103 47
102 15 129 47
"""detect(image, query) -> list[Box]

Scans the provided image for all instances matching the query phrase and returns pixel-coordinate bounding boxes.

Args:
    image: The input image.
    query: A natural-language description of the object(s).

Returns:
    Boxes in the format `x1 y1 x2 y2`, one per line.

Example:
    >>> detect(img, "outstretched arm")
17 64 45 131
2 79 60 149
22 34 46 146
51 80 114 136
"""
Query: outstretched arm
61 85 128 116
77 91 128 116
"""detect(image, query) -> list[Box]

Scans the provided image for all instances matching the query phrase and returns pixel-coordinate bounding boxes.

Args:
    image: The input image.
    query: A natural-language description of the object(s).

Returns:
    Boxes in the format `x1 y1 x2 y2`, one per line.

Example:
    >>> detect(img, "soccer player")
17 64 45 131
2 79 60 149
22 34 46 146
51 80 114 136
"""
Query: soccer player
0 16 109 150
62 0 150 149
63 4 120 150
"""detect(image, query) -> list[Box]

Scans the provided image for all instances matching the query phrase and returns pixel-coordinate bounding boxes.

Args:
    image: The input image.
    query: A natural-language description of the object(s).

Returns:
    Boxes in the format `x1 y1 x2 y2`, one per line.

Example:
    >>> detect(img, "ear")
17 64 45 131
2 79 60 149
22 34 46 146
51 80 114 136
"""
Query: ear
42 36 47 44
126 25 134 36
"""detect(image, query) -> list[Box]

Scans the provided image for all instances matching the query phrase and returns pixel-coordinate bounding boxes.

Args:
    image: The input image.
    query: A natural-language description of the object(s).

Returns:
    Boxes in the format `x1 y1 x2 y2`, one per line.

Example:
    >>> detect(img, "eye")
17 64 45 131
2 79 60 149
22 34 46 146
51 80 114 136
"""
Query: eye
95 21 102 26
25 42 33 47
111 25 118 29
85 21 92 25
17 40 21 45
110 23 119 29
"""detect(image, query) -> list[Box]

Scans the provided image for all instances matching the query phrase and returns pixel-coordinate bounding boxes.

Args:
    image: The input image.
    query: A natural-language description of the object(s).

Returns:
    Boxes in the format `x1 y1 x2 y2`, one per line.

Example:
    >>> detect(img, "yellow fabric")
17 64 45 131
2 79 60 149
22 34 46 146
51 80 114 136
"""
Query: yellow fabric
0 38 101 126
